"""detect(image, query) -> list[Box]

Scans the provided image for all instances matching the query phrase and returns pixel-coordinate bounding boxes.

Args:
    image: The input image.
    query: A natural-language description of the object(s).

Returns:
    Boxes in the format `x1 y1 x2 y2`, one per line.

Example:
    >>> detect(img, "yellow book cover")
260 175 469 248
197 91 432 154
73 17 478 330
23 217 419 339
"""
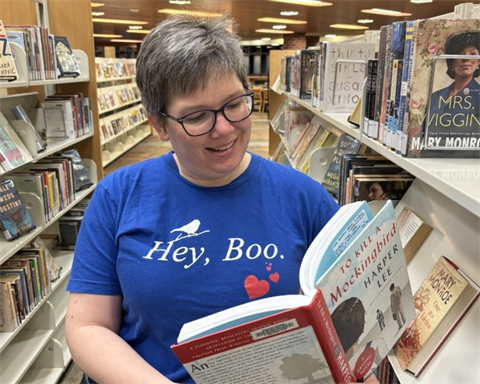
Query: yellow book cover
394 256 469 371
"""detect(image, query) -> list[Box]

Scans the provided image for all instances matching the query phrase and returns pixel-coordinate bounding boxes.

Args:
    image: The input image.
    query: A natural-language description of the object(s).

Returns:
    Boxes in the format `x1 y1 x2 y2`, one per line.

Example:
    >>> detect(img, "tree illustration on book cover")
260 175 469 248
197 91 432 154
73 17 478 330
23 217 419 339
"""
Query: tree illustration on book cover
316 201 416 380
405 19 480 157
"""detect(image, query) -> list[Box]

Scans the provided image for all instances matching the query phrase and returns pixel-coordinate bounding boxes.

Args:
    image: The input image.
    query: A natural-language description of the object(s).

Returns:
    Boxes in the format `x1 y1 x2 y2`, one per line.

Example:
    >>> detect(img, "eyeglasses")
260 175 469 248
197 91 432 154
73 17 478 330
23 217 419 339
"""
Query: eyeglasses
160 92 255 137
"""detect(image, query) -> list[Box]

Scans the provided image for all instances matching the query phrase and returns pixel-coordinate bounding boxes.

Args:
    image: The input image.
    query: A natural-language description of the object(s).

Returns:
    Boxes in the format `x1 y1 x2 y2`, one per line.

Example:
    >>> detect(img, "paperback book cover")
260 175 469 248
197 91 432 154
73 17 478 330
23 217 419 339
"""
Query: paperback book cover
393 256 480 377
0 20 19 82
404 19 480 157
54 35 81 78
172 201 414 384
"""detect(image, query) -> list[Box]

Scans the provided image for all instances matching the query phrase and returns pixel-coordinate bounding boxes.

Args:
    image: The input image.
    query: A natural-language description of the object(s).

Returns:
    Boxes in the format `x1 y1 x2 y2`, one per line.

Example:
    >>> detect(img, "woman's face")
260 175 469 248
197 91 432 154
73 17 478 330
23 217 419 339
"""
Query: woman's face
152 73 252 186
452 45 480 79
368 182 386 201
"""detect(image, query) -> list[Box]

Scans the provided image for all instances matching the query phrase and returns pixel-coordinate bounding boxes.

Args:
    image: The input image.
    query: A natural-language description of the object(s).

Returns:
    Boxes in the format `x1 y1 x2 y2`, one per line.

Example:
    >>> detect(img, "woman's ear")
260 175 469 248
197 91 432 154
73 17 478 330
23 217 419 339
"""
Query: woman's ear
148 115 170 142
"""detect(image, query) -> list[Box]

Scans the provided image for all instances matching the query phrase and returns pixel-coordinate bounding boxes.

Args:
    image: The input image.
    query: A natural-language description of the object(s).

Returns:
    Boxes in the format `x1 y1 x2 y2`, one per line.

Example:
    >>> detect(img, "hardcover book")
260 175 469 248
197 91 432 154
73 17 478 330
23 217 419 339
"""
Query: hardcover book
0 179 37 241
393 256 480 377
0 20 19 82
172 201 414 383
53 35 81 78
403 19 480 157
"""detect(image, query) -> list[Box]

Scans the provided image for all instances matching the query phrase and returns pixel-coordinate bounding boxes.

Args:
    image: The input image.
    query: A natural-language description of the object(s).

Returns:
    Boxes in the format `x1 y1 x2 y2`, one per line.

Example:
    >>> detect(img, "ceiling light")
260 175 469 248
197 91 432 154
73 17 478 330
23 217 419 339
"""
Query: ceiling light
272 25 287 29
358 19 374 24
325 34 336 38
410 0 432 3
127 29 152 34
271 43 280 46
129 25 143 29
110 39 143 43
261 37 272 41
91 11 105 16
169 0 192 4
258 17 306 24
91 2 104 7
94 33 123 38
267 0 332 7
361 8 412 16
158 9 223 17
130 8 140 13
92 18 148 25
256 28 295 34
330 24 369 30
280 11 299 16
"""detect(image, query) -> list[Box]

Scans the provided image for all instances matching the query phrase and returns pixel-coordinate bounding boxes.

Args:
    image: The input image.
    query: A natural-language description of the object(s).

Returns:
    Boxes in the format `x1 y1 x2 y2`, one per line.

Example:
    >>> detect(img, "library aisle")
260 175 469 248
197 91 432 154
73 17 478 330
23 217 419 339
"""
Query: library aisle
58 110 270 384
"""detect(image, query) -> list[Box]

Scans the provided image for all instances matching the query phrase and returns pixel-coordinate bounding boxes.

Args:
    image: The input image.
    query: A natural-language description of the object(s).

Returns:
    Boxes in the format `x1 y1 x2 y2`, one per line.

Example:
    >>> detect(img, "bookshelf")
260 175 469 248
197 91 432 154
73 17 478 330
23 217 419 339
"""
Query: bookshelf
268 3 480 383
0 0 102 382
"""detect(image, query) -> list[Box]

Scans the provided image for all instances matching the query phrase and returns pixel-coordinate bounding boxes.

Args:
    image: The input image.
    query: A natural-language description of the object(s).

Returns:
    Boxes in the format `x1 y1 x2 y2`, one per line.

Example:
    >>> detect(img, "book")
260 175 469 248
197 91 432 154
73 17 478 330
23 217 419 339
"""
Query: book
320 42 375 113
404 19 480 157
172 201 414 383
321 133 363 198
0 276 19 331
396 206 433 264
0 111 33 171
351 176 414 204
393 256 480 377
0 179 36 241
53 35 81 78
0 20 19 82
11 104 47 153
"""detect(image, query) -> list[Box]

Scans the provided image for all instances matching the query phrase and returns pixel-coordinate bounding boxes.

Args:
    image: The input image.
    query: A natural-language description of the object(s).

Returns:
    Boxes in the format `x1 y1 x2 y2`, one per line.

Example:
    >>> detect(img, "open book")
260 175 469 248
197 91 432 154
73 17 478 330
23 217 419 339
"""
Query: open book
171 201 415 384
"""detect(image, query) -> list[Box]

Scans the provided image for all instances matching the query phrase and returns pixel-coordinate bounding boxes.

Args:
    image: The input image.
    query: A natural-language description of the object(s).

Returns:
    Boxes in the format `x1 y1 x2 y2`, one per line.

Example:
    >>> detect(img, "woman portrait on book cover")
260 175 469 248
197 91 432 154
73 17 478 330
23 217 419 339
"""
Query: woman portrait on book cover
426 31 480 148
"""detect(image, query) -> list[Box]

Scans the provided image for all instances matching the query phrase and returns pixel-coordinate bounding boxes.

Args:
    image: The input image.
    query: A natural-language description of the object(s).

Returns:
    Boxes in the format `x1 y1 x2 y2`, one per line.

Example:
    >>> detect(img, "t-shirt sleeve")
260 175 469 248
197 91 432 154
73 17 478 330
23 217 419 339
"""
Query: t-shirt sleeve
67 183 122 295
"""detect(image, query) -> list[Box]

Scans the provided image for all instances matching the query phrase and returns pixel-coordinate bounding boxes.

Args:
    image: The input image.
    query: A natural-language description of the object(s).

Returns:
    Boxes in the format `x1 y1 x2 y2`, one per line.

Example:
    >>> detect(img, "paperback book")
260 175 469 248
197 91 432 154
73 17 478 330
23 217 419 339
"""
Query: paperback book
0 20 19 82
172 201 415 383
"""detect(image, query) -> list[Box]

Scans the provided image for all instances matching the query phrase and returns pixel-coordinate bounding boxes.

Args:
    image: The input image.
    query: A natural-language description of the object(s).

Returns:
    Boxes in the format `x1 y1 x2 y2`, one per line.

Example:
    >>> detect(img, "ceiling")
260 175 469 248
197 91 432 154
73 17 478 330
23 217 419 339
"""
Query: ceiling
91 0 470 46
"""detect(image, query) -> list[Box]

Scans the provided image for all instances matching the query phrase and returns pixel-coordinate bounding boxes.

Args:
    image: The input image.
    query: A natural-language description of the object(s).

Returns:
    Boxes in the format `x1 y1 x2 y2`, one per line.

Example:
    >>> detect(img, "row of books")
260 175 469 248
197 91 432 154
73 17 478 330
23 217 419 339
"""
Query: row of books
2 150 93 238
97 83 141 113
99 106 148 143
1 20 81 82
95 57 137 82
0 237 57 332
363 18 480 158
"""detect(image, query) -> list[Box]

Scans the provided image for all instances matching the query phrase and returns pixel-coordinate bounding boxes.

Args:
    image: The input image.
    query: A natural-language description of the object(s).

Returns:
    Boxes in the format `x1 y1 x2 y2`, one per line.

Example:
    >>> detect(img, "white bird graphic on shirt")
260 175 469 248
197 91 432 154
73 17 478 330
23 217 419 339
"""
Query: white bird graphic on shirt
171 219 201 235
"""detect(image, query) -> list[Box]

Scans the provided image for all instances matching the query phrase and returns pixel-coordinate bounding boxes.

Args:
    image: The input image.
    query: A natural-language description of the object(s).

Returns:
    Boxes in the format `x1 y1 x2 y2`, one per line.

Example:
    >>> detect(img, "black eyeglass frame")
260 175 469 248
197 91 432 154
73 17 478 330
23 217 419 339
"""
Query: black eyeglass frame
159 92 255 137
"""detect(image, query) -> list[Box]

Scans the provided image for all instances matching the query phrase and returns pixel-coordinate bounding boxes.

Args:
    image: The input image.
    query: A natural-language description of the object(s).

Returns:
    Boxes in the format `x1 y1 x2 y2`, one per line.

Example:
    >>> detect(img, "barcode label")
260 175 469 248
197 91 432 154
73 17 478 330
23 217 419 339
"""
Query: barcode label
251 319 299 340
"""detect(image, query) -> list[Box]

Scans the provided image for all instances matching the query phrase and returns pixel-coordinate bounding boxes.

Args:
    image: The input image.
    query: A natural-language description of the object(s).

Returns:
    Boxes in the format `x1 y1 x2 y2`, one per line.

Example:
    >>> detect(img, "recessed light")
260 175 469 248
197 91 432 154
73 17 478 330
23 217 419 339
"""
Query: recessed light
110 39 143 43
91 2 105 7
169 0 192 4
158 9 223 17
325 34 336 38
258 17 306 24
361 8 412 16
267 0 332 6
127 29 152 34
91 11 105 16
358 19 374 24
272 25 287 29
329 24 369 30
94 33 123 38
411 0 432 3
256 28 295 34
129 25 143 29
280 11 299 16
92 18 148 25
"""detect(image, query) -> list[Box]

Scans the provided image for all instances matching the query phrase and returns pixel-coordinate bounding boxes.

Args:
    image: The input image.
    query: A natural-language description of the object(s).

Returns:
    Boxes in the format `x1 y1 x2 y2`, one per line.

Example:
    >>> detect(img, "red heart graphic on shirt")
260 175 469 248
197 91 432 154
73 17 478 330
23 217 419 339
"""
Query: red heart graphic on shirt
269 272 280 283
244 275 270 299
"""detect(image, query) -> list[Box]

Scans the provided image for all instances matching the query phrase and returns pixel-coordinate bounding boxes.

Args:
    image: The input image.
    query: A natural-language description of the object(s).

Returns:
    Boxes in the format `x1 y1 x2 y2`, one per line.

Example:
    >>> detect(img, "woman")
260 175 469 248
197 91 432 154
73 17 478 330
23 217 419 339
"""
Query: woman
65 14 350 384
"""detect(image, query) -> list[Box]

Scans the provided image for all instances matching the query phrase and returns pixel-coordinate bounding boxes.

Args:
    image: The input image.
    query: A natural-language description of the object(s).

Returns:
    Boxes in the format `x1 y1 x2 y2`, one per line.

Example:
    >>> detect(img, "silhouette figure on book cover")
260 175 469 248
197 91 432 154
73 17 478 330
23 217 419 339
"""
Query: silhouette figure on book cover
426 31 480 149
390 283 406 329
376 309 386 331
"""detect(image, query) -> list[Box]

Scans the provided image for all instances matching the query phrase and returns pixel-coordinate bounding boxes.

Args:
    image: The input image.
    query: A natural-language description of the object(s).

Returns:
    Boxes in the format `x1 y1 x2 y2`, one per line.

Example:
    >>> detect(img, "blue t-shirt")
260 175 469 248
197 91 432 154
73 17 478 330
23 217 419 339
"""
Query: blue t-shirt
67 152 339 383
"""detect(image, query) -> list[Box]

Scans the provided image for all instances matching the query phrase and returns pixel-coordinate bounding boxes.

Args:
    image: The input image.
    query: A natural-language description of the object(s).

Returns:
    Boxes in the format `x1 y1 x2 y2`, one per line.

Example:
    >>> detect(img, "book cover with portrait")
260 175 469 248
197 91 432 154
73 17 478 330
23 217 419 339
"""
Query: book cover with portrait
404 19 480 158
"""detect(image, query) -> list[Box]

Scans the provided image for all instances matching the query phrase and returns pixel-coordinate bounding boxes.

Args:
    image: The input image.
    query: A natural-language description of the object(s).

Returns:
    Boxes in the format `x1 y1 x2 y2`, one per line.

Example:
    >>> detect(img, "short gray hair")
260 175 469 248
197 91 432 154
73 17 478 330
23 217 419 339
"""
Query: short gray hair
136 14 248 118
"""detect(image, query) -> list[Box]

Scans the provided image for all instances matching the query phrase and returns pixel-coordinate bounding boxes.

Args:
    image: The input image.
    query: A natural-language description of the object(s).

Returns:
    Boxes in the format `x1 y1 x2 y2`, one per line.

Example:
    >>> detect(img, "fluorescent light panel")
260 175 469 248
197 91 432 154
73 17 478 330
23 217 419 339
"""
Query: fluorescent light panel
127 29 152 34
111 39 143 43
258 17 306 24
330 24 369 30
267 0 332 6
169 0 191 4
91 2 105 7
158 9 223 17
280 11 299 16
256 28 295 34
91 11 105 16
94 33 123 38
93 18 148 25
358 19 374 24
411 0 432 3
361 8 412 16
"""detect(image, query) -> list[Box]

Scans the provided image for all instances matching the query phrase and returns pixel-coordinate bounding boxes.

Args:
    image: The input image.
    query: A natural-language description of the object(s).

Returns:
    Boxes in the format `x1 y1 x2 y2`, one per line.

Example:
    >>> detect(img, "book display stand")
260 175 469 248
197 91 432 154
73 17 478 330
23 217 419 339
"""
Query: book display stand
268 3 480 383
0 0 106 382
